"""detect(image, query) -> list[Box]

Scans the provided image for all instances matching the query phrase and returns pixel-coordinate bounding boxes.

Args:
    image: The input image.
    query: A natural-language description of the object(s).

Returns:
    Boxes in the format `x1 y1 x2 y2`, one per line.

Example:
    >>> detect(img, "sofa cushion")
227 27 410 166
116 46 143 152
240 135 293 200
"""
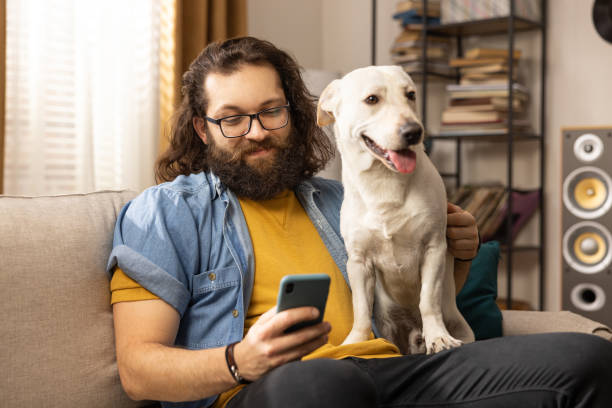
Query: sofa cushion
456 241 503 340
0 191 160 408
502 310 612 341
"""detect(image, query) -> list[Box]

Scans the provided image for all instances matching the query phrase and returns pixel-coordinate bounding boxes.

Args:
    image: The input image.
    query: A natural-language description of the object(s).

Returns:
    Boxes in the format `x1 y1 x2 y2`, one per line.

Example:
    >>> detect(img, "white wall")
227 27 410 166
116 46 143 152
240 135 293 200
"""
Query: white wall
248 0 612 311
247 0 323 69
248 0 401 75
545 0 612 311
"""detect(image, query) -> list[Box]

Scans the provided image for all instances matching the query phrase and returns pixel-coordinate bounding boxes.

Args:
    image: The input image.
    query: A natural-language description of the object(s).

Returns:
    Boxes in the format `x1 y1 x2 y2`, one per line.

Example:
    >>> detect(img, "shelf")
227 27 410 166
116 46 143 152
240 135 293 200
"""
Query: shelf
426 16 542 37
428 133 541 142
412 0 547 311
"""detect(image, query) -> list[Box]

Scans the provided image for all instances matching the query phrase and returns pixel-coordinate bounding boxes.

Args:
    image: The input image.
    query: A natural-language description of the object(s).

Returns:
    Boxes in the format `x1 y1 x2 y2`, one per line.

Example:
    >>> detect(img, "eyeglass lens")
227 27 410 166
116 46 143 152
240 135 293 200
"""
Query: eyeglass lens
221 106 288 137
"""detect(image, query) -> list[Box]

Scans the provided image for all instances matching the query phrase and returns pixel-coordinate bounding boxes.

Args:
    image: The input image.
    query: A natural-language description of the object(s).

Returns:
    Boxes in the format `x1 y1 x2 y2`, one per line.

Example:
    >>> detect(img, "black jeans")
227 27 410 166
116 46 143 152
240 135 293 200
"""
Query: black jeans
226 333 612 408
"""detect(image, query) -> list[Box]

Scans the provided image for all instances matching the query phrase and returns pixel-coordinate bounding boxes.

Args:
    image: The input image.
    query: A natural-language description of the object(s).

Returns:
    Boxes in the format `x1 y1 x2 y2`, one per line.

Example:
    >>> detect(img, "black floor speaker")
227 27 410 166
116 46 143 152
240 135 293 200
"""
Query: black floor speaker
562 127 612 326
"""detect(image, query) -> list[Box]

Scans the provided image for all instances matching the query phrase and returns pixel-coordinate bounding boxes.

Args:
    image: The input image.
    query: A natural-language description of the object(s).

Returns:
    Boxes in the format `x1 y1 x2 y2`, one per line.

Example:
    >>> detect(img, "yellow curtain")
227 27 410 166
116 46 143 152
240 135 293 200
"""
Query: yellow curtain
158 0 247 156
0 0 5 194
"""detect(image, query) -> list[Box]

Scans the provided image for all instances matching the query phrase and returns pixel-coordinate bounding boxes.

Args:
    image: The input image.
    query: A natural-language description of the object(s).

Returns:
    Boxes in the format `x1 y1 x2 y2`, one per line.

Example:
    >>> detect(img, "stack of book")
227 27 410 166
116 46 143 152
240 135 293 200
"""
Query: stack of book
393 0 441 26
439 48 531 136
391 0 454 77
450 184 507 241
450 184 540 243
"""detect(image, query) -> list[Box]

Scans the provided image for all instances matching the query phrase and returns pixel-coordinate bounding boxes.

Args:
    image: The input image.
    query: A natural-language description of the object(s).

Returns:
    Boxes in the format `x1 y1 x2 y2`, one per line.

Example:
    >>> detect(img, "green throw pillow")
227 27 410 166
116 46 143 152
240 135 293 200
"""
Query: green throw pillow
456 241 503 340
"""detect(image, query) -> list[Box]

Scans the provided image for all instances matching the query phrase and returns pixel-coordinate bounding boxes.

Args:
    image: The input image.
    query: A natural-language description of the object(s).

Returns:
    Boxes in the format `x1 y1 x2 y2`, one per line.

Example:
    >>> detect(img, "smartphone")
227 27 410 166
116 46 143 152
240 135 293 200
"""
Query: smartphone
276 274 331 333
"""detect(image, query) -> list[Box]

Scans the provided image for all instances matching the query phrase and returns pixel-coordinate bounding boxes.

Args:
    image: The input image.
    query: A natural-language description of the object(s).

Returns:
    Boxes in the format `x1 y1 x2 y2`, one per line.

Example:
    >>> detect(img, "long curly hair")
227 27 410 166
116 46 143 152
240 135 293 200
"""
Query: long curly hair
155 36 334 183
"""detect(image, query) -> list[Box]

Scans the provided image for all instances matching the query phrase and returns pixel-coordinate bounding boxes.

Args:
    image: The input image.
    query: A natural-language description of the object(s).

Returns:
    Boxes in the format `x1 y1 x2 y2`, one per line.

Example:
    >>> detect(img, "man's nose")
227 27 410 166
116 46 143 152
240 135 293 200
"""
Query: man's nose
399 122 422 145
244 117 268 142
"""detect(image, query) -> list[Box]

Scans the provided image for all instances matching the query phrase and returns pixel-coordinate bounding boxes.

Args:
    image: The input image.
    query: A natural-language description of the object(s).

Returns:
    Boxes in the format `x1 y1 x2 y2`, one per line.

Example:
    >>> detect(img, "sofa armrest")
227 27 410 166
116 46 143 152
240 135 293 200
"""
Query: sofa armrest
502 310 612 341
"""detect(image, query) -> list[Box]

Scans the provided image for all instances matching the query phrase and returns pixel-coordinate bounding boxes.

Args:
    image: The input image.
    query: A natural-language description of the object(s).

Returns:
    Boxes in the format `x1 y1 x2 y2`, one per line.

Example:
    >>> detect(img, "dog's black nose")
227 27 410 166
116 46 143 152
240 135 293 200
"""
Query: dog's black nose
399 123 422 145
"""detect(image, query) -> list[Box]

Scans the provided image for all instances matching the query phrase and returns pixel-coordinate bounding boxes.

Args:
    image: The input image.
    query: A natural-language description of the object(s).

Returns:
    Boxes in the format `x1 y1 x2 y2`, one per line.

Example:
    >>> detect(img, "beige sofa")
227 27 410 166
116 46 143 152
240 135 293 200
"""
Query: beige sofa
1 191 611 408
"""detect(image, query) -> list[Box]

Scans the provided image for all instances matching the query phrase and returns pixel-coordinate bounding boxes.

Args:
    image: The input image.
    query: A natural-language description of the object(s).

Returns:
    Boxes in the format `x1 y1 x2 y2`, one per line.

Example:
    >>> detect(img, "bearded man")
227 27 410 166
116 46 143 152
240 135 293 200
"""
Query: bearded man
107 37 612 408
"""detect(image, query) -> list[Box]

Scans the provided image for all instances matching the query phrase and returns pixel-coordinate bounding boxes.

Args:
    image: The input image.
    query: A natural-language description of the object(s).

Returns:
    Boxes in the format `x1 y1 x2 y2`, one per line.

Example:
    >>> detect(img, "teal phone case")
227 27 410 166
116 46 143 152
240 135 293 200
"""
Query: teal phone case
276 274 330 333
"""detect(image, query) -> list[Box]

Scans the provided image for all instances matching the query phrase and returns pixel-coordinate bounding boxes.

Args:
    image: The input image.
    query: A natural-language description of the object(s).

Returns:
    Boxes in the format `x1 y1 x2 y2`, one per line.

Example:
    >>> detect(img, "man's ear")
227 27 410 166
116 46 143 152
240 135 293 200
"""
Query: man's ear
316 79 340 127
193 117 208 144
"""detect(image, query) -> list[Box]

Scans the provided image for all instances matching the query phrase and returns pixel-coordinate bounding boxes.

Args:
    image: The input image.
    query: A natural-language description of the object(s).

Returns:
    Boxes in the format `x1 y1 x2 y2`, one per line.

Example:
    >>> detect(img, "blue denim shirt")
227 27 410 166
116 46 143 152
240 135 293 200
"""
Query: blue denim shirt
106 171 347 408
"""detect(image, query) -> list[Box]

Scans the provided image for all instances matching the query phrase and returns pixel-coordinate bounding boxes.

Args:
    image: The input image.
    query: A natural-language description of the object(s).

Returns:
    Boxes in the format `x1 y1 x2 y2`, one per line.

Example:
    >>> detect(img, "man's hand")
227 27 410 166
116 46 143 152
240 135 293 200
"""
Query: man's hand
234 306 331 382
447 202 479 261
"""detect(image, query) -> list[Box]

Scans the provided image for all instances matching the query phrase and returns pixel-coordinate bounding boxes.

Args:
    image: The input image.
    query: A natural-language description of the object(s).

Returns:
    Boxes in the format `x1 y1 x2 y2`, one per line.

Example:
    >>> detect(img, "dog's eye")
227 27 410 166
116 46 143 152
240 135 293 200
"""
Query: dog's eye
406 91 416 101
364 95 379 105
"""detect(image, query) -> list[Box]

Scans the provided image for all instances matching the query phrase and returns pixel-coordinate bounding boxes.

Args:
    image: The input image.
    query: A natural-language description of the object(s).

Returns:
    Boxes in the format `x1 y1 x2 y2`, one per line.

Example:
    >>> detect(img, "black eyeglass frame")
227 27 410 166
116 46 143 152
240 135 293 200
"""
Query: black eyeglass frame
204 103 291 138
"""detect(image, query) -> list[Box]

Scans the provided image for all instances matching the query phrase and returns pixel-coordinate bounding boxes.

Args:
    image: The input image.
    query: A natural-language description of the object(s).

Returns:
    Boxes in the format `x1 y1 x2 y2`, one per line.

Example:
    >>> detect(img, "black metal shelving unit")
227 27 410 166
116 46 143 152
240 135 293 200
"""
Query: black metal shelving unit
418 0 548 311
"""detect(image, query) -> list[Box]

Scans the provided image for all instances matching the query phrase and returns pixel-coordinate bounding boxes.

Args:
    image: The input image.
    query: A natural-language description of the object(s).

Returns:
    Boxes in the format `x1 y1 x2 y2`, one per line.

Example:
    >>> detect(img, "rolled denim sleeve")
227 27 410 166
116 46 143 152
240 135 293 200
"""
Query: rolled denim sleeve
106 186 198 317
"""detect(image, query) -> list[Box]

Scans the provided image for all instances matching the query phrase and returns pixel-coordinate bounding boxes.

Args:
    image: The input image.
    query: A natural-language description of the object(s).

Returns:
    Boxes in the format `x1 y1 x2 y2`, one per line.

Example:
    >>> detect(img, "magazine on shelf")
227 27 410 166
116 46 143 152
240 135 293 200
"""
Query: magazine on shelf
395 0 441 15
437 128 509 136
446 83 529 93
448 89 529 99
438 122 532 136
459 63 516 75
450 56 519 67
448 185 541 243
444 100 523 112
391 47 448 60
449 96 523 107
393 11 440 26
441 118 530 127
441 110 511 123
464 48 522 60
459 75 517 85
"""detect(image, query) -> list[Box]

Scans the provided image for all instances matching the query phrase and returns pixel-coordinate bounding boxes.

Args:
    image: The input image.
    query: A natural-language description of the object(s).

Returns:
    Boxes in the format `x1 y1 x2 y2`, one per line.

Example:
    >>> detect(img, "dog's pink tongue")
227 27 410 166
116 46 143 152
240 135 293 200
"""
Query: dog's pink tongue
388 149 417 174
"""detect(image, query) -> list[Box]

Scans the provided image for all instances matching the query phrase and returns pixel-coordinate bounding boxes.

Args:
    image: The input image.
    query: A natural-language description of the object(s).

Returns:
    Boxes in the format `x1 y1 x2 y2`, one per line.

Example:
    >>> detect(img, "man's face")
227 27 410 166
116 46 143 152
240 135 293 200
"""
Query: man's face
193 63 307 200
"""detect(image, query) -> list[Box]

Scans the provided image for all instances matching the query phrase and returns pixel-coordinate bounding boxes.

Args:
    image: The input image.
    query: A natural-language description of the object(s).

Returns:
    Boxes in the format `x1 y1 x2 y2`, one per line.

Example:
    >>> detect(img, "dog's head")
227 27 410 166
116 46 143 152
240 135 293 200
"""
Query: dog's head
317 65 424 174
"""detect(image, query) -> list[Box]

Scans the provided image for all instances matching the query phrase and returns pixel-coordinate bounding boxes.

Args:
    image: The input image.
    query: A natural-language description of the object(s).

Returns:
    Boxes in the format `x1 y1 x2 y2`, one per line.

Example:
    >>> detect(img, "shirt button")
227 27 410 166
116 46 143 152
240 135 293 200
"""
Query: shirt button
208 272 216 281
232 309 239 318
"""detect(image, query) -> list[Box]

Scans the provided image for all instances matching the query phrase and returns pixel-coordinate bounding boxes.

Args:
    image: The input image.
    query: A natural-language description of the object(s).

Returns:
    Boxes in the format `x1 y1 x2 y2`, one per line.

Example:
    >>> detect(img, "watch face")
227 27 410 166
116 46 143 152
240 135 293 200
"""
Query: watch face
593 0 612 44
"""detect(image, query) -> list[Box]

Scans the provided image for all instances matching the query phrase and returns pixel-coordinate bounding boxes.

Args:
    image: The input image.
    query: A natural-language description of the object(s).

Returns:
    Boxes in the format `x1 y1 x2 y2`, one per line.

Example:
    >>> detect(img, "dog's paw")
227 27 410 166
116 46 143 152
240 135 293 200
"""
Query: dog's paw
426 335 463 354
342 330 370 346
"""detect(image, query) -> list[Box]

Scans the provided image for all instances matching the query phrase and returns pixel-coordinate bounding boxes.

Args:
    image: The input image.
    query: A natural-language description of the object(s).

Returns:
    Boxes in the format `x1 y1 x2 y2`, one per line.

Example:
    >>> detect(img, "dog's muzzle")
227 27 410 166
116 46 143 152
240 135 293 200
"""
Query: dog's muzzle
362 134 418 174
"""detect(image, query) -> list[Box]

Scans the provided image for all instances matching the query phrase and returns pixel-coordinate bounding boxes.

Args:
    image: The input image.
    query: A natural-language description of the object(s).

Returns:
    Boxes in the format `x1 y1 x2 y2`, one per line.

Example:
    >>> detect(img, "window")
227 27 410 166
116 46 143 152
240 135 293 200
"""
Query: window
4 0 160 195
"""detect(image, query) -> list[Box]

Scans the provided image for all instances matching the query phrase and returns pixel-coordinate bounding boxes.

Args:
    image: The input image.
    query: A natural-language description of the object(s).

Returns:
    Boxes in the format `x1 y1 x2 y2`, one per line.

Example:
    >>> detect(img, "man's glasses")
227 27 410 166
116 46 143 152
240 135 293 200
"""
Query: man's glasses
205 103 290 138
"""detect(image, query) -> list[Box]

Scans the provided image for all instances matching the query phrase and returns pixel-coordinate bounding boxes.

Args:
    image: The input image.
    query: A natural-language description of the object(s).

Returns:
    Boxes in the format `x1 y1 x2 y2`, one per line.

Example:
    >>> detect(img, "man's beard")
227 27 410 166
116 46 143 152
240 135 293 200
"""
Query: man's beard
206 128 308 200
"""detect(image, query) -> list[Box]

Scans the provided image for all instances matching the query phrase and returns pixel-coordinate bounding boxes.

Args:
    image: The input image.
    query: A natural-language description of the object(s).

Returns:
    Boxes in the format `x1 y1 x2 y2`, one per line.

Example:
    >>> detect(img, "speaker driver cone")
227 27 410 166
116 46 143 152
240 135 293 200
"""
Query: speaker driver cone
574 133 604 162
563 221 612 274
574 177 606 209
571 283 606 312
563 166 612 219
573 232 606 264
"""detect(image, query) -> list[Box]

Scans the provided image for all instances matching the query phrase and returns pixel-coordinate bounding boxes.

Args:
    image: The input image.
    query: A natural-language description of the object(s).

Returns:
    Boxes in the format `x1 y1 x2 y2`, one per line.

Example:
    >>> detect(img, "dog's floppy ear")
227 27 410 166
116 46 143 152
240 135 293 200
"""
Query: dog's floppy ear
317 79 340 127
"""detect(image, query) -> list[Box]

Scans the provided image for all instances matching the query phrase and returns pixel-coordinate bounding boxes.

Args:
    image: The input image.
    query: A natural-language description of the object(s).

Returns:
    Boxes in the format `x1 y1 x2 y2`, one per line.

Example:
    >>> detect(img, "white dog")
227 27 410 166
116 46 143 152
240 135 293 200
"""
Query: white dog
317 66 474 354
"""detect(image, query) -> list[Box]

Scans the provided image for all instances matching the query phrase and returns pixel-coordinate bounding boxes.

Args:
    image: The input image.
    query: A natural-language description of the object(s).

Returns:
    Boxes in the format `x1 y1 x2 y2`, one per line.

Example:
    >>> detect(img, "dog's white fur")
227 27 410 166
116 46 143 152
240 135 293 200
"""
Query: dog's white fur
317 66 474 354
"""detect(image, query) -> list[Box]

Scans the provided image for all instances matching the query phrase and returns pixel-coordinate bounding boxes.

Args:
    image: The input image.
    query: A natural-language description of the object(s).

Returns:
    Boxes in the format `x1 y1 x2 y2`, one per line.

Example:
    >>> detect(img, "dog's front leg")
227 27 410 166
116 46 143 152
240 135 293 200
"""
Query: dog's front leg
342 255 375 345
420 248 463 354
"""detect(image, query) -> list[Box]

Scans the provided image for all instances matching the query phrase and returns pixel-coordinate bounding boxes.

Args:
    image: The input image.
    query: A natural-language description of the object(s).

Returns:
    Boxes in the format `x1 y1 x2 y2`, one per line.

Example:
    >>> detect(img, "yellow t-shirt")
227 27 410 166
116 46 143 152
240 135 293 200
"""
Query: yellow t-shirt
110 190 400 407
110 268 160 304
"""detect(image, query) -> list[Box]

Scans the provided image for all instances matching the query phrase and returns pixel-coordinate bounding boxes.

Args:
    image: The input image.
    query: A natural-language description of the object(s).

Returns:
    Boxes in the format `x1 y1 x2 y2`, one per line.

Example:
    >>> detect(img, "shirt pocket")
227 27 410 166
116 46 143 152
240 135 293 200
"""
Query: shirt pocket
192 265 241 300
186 265 242 348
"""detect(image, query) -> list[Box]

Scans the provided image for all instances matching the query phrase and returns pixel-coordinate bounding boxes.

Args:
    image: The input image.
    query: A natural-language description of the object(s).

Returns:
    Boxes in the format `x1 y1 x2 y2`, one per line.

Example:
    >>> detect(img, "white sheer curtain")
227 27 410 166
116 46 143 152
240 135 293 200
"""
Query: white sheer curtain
4 0 160 195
